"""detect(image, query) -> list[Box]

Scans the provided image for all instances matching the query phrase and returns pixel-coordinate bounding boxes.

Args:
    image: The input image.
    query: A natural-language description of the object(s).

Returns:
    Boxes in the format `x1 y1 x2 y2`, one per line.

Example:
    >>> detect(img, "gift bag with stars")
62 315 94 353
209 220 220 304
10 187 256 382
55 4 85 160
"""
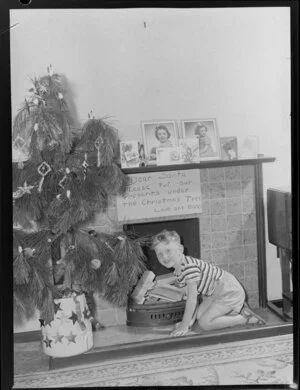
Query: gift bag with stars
41 292 93 357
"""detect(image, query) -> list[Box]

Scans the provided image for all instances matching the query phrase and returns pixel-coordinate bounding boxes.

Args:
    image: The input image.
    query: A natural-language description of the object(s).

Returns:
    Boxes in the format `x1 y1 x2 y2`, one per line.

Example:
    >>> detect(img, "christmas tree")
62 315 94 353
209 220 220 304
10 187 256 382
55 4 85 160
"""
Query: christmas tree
13 66 148 326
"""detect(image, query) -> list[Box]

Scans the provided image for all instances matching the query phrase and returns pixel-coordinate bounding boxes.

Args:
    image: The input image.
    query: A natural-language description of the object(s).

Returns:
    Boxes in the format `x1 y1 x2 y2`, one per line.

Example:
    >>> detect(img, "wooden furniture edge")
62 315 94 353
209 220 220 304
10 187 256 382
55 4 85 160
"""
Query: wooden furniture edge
122 157 276 174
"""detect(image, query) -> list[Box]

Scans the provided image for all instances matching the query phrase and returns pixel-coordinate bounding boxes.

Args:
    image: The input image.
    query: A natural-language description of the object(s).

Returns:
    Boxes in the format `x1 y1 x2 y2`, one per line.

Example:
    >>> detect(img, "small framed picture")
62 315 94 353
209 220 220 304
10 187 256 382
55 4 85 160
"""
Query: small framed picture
156 147 181 166
138 142 146 167
141 121 178 164
120 140 140 168
179 138 200 163
220 136 238 160
181 119 221 161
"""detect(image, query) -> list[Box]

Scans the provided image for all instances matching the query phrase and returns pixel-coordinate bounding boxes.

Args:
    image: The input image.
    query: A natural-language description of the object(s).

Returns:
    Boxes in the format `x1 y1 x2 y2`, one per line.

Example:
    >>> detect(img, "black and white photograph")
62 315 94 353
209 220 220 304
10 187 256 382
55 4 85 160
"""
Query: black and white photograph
220 136 238 160
141 120 177 163
3 3 298 389
182 119 221 161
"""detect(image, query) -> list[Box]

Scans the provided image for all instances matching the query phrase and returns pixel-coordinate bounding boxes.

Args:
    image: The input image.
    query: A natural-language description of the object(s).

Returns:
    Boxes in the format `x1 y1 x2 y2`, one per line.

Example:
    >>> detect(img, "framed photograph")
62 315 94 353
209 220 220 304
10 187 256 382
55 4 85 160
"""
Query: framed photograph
138 142 146 167
120 140 140 169
141 121 178 164
220 136 238 160
156 147 182 166
181 119 221 161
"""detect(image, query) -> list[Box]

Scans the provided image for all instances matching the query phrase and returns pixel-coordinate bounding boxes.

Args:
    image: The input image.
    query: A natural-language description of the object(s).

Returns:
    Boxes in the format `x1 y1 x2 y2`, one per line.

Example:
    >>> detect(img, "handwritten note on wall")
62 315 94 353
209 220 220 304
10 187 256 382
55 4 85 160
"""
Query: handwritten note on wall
116 169 202 222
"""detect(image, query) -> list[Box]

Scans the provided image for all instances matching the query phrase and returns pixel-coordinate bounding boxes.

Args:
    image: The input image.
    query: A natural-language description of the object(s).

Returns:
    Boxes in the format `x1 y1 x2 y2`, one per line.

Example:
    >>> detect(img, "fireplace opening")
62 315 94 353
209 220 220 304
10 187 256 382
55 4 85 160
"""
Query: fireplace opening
124 218 200 327
124 218 200 276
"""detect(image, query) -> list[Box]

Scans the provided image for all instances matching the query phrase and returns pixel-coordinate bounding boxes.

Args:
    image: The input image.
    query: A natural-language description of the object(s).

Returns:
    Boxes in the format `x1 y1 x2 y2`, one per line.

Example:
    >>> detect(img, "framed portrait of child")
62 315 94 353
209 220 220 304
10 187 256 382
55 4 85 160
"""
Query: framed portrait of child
141 120 178 164
220 136 238 160
181 119 221 161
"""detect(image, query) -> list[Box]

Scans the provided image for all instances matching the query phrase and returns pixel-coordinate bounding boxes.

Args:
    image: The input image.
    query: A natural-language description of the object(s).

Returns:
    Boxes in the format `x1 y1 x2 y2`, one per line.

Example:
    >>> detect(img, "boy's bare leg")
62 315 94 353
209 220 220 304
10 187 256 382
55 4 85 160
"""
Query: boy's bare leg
175 296 212 330
198 302 248 331
190 296 214 328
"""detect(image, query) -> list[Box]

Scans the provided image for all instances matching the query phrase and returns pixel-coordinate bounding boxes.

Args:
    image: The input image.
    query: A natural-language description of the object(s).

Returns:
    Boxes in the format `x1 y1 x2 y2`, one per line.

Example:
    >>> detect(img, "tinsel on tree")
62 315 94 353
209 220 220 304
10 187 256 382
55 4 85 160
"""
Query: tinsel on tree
13 66 148 325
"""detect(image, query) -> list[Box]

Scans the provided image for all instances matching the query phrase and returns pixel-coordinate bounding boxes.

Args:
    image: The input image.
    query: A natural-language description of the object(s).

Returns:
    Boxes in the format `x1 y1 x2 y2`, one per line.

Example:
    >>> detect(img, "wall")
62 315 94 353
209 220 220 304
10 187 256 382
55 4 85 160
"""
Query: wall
10 8 291 331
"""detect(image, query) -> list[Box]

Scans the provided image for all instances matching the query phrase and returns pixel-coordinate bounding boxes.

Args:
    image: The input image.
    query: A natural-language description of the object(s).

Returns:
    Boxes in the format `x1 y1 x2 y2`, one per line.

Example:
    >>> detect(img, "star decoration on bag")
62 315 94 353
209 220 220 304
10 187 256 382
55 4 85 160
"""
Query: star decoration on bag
68 311 78 325
66 331 76 344
53 332 64 344
44 318 52 327
39 318 45 327
43 336 53 348
83 307 91 319
54 302 62 314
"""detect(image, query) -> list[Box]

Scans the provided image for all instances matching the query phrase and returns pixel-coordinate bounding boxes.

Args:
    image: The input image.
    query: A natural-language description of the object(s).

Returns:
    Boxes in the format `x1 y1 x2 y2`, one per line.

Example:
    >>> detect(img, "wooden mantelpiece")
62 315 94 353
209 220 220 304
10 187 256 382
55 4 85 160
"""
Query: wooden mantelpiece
122 157 276 308
122 156 276 174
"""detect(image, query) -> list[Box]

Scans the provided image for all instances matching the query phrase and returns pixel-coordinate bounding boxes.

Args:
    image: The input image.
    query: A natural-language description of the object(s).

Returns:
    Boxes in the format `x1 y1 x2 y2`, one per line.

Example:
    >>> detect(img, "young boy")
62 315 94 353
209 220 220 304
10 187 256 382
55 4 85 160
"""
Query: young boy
151 229 265 337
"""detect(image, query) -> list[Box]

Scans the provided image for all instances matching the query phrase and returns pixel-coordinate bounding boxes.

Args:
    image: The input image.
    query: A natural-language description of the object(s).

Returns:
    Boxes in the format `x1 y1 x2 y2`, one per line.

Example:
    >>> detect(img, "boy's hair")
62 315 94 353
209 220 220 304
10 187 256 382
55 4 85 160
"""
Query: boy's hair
151 229 181 250
155 125 171 140
194 123 208 135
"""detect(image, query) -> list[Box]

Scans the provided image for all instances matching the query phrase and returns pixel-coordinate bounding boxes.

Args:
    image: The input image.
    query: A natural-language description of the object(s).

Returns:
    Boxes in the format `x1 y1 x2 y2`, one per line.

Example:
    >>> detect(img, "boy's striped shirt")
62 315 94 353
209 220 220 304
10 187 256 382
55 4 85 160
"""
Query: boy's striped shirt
176 256 224 296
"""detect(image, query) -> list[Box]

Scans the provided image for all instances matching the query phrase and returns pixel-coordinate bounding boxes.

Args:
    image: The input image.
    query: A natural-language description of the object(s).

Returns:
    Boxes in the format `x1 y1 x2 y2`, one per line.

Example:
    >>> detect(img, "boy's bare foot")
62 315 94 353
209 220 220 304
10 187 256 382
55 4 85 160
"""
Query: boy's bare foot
241 303 266 326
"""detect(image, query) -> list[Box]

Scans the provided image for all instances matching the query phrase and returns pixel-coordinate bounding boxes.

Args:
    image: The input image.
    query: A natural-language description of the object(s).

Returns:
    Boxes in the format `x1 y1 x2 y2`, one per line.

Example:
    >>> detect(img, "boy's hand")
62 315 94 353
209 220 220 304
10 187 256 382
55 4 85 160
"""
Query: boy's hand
170 323 189 337
174 321 182 329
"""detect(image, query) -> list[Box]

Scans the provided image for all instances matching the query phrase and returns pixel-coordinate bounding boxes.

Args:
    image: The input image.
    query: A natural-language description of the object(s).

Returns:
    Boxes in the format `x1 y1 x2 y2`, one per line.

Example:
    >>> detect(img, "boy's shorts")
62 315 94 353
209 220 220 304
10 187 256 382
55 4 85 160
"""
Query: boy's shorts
201 271 245 314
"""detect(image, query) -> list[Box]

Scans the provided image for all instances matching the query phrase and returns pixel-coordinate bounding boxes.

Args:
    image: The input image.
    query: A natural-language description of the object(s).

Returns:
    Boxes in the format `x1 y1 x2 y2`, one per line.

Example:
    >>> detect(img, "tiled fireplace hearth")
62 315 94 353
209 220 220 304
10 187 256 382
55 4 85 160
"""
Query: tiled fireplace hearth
89 158 275 327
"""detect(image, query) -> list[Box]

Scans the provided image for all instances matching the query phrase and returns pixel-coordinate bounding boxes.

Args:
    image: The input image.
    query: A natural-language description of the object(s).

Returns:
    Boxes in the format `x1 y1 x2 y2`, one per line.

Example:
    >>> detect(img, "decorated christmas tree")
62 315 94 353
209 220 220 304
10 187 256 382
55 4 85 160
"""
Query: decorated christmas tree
13 66 148 328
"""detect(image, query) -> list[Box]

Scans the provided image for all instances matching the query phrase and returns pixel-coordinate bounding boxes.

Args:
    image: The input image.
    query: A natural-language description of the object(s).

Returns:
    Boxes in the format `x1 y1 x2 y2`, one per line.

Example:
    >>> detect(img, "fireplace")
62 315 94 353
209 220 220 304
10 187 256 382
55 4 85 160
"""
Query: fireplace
125 218 200 326
89 159 276 328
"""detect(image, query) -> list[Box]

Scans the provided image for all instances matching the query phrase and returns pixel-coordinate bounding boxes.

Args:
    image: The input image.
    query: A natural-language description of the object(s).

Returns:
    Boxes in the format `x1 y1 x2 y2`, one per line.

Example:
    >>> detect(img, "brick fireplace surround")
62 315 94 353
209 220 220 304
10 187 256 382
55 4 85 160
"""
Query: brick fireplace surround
90 158 275 327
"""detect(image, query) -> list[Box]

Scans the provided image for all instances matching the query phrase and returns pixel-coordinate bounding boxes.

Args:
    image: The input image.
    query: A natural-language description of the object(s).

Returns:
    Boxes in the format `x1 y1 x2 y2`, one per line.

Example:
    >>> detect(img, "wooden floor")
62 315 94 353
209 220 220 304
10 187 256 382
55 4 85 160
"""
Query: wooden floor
14 305 293 371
